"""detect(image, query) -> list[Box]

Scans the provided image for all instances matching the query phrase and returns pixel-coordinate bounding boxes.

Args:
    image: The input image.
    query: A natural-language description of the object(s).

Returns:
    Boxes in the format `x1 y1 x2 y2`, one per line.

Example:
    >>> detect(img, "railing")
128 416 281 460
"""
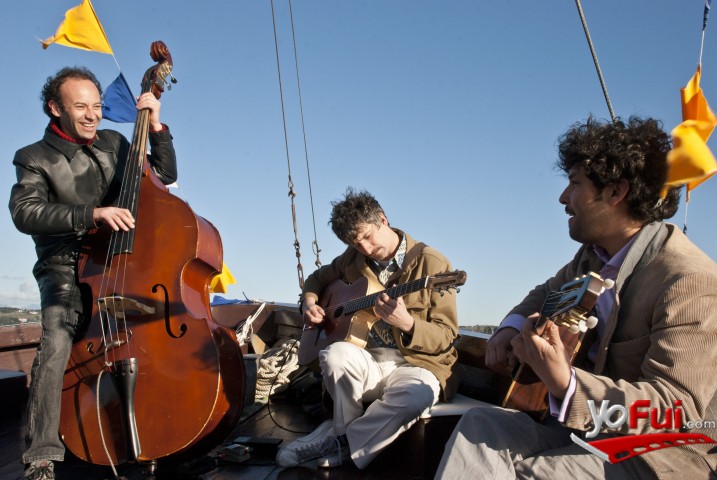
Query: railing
0 322 42 385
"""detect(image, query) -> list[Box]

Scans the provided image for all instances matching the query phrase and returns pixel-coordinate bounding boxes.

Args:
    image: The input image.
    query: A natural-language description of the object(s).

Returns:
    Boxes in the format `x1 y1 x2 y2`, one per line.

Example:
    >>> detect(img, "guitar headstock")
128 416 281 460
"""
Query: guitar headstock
426 270 467 294
540 272 614 334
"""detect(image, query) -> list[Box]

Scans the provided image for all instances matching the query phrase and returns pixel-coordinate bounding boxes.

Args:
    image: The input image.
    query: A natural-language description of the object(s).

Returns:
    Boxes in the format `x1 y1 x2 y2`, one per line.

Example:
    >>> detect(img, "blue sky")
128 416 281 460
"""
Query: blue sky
1 1 716 326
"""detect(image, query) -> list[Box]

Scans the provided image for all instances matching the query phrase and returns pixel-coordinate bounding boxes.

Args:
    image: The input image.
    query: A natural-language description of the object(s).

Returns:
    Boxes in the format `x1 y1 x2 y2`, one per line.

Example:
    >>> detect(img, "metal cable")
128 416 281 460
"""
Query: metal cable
289 0 322 269
575 0 616 122
270 0 305 289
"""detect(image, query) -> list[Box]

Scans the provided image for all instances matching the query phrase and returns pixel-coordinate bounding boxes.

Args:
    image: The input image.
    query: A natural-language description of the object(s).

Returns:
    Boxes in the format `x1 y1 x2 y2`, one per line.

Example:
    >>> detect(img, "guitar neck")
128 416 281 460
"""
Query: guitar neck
342 277 429 315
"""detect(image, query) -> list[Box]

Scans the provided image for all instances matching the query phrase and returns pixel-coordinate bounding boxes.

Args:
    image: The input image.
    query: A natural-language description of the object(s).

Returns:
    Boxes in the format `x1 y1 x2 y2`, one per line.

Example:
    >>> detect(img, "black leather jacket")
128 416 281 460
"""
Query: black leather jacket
9 125 177 308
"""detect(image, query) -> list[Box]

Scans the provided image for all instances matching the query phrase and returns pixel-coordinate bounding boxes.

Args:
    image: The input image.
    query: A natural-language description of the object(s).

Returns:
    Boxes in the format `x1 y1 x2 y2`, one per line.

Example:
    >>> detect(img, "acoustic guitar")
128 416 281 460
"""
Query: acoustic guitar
297 270 467 365
502 272 614 420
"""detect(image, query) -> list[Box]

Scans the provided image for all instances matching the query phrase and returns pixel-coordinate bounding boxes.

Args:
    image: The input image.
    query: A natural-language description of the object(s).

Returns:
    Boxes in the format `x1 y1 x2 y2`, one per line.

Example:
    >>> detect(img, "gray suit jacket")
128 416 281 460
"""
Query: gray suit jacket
509 222 717 479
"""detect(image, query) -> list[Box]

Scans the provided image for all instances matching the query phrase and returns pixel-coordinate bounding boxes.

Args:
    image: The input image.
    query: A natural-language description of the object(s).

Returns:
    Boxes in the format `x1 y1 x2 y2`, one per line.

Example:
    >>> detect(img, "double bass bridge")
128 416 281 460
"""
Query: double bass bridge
98 295 156 320
86 296 157 354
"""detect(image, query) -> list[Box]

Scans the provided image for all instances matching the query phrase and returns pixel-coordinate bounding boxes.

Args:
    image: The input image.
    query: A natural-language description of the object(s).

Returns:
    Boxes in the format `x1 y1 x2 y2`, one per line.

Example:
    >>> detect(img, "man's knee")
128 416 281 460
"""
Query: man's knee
319 342 362 373
455 405 512 438
384 382 437 417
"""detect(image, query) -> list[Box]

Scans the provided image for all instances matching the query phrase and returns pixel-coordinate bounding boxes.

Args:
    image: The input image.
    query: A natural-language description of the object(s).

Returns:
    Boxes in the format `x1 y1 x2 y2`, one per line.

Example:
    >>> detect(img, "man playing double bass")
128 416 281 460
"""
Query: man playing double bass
9 66 177 480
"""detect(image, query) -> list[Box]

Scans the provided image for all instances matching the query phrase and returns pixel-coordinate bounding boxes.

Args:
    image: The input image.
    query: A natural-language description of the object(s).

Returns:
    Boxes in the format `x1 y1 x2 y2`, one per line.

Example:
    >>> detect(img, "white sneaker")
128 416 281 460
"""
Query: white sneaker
317 435 351 468
276 420 336 467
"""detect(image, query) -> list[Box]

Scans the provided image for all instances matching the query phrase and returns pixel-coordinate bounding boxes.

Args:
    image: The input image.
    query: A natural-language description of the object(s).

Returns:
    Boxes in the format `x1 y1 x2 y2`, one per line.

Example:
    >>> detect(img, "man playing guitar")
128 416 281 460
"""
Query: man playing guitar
276 187 459 470
436 116 717 479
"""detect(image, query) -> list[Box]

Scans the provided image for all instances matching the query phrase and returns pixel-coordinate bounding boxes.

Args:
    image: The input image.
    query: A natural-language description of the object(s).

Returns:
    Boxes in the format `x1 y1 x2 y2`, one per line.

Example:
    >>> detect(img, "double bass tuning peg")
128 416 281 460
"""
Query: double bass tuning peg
164 75 178 91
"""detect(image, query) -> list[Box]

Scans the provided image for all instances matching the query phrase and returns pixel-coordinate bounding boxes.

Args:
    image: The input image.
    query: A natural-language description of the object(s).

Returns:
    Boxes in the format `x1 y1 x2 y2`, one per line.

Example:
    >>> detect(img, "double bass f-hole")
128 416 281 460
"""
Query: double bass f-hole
152 283 187 338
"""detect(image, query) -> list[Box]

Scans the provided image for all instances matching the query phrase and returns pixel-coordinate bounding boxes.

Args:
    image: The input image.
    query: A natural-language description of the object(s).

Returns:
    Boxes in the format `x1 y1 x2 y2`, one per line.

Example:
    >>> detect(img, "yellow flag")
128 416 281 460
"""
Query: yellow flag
41 0 113 54
665 66 717 194
210 263 237 294
666 122 717 190
680 65 716 141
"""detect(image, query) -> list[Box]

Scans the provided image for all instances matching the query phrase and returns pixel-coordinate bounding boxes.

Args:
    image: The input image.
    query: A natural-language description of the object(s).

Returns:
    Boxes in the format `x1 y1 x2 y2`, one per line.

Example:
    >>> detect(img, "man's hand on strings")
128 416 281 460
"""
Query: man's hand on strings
374 293 414 333
302 298 326 327
93 206 135 231
511 313 573 399
485 326 519 374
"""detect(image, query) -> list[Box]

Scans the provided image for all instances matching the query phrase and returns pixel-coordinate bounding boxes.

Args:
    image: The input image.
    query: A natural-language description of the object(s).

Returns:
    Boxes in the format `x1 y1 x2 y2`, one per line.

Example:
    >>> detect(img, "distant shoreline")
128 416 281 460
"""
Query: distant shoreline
0 306 41 327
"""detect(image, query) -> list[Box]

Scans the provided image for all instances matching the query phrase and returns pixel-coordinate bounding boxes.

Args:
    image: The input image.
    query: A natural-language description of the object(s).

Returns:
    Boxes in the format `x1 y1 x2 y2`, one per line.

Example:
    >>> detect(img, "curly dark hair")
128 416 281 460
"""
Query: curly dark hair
41 66 103 118
329 188 386 245
556 115 680 223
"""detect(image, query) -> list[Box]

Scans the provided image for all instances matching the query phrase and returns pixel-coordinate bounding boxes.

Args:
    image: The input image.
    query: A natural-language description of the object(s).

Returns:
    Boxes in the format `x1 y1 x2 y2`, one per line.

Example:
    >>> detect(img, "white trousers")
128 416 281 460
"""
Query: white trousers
319 342 441 469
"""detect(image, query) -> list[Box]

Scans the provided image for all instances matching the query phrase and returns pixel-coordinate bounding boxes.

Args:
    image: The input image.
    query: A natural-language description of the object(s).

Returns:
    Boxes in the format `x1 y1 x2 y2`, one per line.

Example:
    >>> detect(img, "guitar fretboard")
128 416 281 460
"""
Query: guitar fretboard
329 277 430 318
540 282 585 317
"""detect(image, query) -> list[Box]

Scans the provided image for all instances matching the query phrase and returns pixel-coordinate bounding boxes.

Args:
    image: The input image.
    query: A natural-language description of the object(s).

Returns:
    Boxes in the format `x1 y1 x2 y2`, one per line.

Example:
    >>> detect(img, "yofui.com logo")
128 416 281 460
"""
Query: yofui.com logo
571 399 716 463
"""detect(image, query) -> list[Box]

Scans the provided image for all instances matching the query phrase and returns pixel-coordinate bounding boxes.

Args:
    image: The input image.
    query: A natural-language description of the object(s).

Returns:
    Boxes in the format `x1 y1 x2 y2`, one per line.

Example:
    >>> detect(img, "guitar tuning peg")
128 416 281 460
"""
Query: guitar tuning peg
578 320 588 333
585 316 598 329
603 278 615 290
569 324 580 334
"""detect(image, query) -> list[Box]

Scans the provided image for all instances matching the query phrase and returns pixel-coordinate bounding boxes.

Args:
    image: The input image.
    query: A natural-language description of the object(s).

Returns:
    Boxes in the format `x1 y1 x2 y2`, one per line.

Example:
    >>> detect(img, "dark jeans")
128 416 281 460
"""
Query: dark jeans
24 265 82 464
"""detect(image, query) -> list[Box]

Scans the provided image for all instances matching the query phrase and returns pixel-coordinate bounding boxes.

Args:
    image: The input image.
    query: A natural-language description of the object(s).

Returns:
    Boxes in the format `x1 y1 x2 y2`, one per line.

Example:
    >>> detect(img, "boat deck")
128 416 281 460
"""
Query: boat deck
0 305 497 480
0 394 429 480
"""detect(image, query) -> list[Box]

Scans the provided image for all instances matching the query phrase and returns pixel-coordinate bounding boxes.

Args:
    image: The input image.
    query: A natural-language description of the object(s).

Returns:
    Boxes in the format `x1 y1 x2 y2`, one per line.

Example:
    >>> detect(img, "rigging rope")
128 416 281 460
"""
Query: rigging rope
701 0 711 65
270 0 323 290
574 0 616 122
255 338 301 399
289 0 322 270
687 0 713 235
270 0 305 290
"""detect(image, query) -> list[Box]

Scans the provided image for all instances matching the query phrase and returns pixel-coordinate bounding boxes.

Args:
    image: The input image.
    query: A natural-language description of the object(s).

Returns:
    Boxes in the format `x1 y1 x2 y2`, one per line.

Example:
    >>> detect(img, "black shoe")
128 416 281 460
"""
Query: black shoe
21 461 55 480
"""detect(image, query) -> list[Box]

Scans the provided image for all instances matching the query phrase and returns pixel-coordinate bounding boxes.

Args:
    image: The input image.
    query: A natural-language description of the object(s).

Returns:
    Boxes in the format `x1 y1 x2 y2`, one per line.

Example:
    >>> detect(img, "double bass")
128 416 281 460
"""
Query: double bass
59 42 244 470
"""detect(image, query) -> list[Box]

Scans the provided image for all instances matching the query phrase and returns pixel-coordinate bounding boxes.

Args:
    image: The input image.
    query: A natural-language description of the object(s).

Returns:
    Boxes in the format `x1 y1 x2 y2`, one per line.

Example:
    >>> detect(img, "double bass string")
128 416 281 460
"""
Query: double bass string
97 78 152 368
114 105 151 364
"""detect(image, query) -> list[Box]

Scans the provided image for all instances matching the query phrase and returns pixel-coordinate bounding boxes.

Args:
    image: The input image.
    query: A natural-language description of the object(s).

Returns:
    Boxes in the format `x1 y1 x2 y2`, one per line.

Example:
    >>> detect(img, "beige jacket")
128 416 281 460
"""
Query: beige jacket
509 222 717 479
302 230 460 400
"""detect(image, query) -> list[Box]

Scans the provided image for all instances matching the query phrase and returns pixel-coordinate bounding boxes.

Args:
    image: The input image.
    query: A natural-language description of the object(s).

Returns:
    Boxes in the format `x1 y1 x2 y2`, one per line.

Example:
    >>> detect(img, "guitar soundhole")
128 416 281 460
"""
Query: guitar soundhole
334 306 344 318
